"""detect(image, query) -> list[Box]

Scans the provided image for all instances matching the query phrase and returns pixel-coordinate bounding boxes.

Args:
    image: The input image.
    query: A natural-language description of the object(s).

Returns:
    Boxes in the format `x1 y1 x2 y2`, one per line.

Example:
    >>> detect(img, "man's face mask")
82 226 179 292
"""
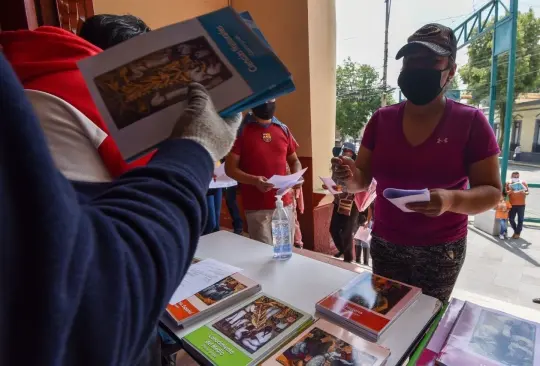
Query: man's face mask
252 102 276 120
398 61 451 106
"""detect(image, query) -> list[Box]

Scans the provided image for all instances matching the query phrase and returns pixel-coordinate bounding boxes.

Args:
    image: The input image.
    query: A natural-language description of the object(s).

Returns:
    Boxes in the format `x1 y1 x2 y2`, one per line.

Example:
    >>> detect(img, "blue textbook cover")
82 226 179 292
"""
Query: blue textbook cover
78 7 295 161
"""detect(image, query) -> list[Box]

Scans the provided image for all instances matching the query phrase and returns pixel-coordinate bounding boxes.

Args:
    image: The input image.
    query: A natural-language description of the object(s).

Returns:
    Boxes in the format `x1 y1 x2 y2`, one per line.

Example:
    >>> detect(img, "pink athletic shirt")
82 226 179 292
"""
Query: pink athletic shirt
361 100 500 246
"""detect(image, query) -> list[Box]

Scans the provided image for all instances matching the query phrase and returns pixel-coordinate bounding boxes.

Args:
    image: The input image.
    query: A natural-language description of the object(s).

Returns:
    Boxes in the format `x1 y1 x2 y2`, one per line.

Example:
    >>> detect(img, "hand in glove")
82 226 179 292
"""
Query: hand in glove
171 83 242 161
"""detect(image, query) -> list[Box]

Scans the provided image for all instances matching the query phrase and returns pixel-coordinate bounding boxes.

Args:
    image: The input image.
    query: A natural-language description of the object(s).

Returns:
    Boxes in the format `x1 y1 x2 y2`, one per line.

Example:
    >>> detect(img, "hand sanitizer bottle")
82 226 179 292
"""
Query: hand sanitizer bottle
271 195 293 260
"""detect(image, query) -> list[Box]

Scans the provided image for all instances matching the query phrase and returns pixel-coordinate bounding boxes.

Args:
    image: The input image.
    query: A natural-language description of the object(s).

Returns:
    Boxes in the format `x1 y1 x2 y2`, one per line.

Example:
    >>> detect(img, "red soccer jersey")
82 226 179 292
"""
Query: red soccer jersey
231 116 298 210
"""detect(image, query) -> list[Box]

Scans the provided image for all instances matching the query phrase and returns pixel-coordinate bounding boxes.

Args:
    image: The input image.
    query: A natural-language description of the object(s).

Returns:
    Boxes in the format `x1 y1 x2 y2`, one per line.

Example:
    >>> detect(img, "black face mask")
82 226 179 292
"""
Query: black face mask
398 68 447 106
252 102 276 120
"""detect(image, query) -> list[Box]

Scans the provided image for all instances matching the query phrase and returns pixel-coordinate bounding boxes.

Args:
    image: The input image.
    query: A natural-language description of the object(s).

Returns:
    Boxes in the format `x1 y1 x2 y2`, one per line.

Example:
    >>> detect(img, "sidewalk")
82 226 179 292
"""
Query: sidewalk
452 224 540 321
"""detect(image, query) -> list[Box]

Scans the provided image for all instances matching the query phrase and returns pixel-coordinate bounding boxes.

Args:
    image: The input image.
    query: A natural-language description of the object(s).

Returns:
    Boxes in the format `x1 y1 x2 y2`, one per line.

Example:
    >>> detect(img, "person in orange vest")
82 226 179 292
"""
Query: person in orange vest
495 192 512 240
506 171 529 239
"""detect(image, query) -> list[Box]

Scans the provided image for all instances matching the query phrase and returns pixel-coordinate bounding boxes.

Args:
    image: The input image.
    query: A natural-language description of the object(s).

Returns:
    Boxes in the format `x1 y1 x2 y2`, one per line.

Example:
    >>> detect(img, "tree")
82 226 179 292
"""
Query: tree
335 57 393 140
459 8 540 146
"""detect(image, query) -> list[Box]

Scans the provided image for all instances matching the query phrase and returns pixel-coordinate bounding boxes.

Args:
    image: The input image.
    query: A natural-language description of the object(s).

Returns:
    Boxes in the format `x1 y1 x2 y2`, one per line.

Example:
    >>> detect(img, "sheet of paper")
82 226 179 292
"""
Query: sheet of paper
168 259 242 305
268 168 308 189
209 176 237 189
383 188 430 213
209 163 237 188
214 163 226 177
319 177 340 195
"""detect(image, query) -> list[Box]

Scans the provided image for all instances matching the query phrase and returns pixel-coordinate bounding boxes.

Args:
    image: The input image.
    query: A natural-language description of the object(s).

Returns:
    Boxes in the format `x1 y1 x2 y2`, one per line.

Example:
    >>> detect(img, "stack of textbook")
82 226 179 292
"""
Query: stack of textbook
181 294 313 366
166 271 261 328
78 7 295 161
315 272 422 341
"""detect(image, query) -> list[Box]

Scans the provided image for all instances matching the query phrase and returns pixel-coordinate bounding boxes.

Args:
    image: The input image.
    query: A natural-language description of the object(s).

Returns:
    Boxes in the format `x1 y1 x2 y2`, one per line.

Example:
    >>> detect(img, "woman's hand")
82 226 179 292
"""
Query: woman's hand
406 189 455 217
331 156 356 182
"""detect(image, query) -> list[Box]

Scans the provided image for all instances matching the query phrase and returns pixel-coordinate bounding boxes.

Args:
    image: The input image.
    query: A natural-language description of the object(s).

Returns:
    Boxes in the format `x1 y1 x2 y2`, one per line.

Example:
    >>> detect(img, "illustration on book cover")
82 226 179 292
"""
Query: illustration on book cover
212 296 302 354
275 326 378 366
339 275 411 316
94 36 232 129
195 276 247 305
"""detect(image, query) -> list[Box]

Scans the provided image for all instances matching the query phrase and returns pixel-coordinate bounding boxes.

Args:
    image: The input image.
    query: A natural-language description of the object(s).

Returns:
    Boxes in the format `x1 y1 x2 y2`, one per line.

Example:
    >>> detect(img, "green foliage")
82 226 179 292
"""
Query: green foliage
459 9 540 144
336 57 390 139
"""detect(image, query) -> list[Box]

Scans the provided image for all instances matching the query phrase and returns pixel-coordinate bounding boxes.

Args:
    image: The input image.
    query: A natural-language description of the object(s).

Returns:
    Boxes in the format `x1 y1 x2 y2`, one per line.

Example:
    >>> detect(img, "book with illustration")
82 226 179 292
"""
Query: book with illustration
78 7 295 161
315 272 421 341
437 302 540 366
510 182 526 192
261 318 391 366
166 271 261 327
416 298 465 366
182 294 312 365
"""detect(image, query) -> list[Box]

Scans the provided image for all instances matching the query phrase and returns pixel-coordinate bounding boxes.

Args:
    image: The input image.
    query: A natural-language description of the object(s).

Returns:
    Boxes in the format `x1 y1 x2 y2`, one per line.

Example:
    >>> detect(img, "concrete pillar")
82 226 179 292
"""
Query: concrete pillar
231 0 336 250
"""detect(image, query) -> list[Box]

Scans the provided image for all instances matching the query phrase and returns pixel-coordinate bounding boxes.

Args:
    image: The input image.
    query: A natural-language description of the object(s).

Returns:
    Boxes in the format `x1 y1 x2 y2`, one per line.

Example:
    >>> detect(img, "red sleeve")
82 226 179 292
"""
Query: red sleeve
361 111 379 151
465 110 501 166
287 130 298 156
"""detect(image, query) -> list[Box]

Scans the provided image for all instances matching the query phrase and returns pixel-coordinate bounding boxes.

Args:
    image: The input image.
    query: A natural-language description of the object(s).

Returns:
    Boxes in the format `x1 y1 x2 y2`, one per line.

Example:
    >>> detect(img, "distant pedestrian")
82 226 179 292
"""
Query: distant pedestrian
513 144 522 161
506 171 529 239
355 202 374 265
495 192 511 240
328 142 358 263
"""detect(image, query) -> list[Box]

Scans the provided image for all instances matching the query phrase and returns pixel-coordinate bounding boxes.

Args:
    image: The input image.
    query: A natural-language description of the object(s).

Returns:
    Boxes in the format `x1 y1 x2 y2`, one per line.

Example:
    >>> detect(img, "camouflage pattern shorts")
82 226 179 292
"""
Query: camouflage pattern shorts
370 234 467 303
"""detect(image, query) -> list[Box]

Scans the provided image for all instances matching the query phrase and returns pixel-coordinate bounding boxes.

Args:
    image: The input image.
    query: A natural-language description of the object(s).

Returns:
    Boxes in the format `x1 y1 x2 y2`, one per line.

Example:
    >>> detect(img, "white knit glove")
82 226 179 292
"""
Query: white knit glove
171 83 242 161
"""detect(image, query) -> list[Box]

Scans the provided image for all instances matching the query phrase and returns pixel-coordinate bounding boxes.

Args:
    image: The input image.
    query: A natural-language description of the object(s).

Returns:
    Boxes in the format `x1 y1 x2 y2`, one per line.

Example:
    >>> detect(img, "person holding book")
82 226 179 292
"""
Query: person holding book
506 171 529 239
225 100 303 244
331 24 501 302
495 193 512 240
0 46 241 366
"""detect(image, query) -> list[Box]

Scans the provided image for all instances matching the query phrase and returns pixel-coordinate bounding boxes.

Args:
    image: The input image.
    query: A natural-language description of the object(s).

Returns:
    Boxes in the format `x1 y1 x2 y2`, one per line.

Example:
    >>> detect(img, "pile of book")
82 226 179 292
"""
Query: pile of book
417 299 540 366
166 259 395 366
316 271 422 341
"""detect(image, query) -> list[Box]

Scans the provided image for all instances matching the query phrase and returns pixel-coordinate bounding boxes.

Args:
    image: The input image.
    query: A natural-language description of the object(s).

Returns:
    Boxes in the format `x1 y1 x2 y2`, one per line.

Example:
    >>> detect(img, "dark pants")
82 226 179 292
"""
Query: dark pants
329 204 359 262
204 189 223 235
370 235 467 303
355 242 369 265
509 205 525 235
225 186 243 233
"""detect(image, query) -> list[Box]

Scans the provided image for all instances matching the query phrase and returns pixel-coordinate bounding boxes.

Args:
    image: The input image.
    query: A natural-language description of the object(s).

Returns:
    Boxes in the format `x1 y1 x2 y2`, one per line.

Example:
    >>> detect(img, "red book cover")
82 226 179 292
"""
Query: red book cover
166 272 259 326
316 272 421 335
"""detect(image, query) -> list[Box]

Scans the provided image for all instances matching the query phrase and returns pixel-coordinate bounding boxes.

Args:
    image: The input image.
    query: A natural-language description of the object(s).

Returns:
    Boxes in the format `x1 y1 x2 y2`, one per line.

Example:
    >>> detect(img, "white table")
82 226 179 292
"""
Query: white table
165 231 442 366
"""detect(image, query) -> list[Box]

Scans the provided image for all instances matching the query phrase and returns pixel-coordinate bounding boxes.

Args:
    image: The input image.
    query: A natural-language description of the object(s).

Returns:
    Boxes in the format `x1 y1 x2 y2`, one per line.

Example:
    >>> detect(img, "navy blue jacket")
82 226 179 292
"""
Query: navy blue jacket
0 54 212 365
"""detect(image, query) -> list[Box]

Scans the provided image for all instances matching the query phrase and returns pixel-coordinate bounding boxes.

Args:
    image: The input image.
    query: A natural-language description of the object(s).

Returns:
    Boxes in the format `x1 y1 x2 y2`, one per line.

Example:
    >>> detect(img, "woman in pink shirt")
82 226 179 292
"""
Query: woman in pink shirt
333 24 501 302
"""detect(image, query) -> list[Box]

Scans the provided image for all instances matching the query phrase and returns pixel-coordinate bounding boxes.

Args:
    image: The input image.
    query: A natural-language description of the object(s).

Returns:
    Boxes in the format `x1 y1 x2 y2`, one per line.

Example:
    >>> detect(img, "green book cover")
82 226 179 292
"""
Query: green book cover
183 294 312 366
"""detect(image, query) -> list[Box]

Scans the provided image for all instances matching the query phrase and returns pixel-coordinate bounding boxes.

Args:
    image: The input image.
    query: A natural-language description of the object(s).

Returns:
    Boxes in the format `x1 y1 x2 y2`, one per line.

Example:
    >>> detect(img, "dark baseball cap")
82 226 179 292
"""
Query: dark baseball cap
396 23 457 61
342 142 356 152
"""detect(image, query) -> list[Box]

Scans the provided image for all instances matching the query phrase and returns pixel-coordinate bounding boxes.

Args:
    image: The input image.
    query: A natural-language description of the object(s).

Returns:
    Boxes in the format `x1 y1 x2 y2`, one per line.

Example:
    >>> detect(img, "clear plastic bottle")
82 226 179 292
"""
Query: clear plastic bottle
271 195 293 260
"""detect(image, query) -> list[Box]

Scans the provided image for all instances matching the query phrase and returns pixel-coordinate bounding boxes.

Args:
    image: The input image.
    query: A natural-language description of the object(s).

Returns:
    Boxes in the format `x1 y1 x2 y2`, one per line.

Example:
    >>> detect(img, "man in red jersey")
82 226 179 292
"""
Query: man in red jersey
225 99 303 244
